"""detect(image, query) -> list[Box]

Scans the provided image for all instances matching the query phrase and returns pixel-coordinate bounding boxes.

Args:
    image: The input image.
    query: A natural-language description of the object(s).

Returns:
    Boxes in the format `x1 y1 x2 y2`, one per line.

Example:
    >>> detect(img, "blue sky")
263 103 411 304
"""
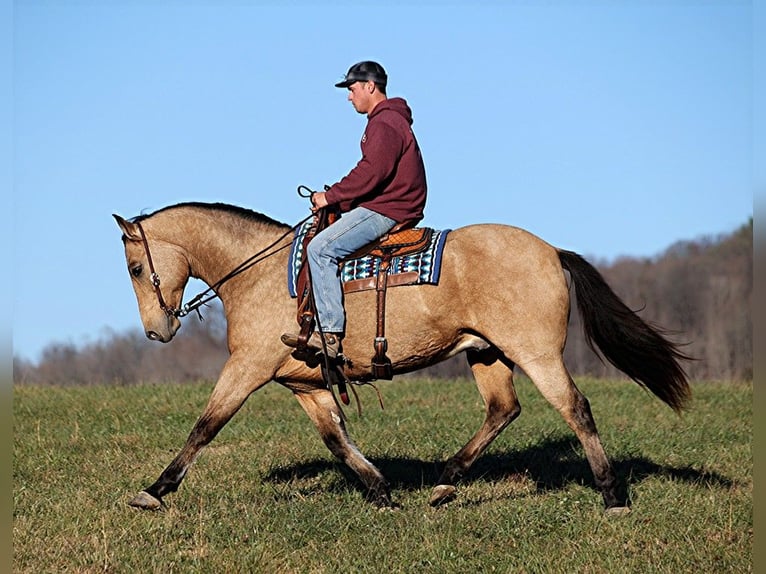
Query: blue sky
10 1 757 364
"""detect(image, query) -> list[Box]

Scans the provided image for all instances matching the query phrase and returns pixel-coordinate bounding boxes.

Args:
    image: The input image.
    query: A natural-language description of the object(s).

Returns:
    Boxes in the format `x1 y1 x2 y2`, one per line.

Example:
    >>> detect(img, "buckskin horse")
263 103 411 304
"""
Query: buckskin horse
114 201 690 514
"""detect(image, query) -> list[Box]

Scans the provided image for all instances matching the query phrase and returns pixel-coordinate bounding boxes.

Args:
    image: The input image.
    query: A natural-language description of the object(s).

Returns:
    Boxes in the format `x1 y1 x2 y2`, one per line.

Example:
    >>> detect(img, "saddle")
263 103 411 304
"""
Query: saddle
350 222 433 259
294 213 434 381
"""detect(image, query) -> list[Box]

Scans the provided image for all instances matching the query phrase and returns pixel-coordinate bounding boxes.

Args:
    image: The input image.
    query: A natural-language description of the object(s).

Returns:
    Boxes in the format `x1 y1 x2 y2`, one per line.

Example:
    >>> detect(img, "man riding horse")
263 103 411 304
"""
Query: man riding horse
282 61 428 360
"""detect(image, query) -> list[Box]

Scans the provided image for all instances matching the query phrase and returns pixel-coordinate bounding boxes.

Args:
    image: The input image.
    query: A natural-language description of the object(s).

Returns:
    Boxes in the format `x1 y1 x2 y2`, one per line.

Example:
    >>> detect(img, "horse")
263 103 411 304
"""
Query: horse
113 201 690 514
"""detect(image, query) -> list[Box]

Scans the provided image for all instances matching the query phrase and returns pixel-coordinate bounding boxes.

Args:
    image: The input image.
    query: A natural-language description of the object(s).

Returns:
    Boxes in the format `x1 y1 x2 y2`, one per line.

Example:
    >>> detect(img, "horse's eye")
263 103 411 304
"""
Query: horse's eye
131 264 143 278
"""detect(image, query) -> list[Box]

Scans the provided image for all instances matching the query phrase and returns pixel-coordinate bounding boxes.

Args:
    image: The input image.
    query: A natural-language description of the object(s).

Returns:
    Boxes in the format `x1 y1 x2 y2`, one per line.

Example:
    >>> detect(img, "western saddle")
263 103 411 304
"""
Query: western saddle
293 208 433 380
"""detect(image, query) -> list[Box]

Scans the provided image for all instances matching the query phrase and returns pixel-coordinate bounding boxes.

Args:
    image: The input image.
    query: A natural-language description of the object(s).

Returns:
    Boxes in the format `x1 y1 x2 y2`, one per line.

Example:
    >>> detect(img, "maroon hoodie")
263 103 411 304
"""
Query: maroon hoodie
324 97 427 224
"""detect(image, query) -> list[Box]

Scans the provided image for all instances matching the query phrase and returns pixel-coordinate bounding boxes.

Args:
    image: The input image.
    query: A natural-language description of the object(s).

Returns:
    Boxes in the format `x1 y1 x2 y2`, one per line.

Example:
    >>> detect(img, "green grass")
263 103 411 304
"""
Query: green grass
14 377 751 573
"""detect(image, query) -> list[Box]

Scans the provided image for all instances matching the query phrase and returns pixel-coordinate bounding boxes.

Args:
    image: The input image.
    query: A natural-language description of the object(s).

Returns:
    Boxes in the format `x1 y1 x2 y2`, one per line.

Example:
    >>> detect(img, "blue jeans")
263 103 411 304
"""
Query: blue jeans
307 207 396 333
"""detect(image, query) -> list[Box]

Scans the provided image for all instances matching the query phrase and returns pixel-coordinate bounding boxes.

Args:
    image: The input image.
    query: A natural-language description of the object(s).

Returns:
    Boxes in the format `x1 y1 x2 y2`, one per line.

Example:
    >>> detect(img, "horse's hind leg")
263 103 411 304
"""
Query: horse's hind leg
522 356 630 514
430 347 521 506
292 387 392 506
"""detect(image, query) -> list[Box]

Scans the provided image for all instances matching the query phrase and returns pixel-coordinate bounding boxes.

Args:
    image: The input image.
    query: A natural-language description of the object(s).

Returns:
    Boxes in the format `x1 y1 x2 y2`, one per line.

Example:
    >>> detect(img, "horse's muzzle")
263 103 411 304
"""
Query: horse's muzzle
144 315 180 343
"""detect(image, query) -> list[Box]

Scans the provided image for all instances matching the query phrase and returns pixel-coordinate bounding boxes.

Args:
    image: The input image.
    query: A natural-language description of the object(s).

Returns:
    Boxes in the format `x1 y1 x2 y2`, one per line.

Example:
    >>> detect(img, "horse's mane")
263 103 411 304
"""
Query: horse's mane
131 201 291 230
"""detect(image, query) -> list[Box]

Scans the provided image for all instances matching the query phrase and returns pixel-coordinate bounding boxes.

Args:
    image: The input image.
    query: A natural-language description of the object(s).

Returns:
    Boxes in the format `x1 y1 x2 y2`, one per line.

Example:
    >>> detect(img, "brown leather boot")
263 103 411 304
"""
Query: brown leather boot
280 331 341 359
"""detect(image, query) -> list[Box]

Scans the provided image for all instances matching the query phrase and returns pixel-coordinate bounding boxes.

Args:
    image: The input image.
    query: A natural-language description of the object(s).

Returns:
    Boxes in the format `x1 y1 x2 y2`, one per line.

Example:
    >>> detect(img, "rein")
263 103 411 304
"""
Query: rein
134 211 314 319
133 188 381 418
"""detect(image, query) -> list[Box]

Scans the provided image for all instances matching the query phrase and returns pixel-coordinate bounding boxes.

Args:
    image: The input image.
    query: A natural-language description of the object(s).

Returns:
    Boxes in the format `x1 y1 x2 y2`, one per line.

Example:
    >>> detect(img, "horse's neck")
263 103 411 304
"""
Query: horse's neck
146 209 289 288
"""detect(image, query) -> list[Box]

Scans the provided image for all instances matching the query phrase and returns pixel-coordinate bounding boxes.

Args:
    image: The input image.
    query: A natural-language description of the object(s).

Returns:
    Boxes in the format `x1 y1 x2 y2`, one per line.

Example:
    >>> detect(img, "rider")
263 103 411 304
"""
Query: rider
282 60 428 359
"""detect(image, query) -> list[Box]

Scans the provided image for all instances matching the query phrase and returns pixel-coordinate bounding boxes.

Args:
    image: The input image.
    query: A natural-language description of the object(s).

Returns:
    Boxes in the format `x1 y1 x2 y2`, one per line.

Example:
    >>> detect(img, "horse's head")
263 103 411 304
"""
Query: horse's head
113 214 188 343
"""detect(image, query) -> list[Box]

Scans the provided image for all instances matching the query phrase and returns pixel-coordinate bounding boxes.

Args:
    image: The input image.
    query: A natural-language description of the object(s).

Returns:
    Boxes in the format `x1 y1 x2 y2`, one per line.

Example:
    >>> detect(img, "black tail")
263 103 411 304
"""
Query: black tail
558 250 691 412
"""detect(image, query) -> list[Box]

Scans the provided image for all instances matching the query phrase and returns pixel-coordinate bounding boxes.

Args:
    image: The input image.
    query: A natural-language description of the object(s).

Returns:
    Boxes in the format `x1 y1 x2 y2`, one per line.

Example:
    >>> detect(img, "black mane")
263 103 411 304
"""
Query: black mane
131 201 291 230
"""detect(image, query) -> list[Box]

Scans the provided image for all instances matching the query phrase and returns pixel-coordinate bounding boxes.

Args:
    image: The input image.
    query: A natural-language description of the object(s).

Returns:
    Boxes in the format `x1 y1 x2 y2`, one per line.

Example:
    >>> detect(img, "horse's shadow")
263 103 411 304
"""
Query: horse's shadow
263 436 735 503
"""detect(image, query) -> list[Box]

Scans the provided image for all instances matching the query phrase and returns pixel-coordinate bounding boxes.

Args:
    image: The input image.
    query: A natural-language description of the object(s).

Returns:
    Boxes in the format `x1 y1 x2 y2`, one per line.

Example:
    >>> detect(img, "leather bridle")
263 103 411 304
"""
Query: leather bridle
135 221 184 318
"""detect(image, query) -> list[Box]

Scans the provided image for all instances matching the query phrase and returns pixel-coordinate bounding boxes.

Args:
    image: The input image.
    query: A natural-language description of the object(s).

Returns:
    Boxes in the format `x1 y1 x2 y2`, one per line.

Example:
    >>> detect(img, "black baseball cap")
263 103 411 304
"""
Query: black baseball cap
334 61 388 88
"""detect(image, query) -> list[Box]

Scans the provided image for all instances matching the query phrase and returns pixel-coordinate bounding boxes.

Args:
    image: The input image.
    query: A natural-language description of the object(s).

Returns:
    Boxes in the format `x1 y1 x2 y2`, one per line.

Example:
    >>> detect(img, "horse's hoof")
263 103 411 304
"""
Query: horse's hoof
378 502 402 512
128 491 163 511
429 484 457 507
605 505 631 516
369 493 397 509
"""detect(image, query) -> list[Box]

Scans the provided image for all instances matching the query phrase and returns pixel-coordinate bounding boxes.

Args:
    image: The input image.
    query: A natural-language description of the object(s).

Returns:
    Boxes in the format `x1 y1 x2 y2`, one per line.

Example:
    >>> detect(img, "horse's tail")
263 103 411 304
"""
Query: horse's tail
558 249 692 412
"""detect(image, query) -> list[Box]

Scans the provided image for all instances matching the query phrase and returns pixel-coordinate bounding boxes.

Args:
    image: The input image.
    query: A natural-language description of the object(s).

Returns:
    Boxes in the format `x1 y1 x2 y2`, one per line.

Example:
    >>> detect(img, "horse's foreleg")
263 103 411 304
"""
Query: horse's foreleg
292 387 392 507
431 348 521 506
523 357 630 514
129 358 270 510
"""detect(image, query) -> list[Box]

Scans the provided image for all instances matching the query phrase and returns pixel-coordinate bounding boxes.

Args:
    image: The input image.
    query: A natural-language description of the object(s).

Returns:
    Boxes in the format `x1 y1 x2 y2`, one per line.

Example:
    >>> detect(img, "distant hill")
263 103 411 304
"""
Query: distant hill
13 220 752 385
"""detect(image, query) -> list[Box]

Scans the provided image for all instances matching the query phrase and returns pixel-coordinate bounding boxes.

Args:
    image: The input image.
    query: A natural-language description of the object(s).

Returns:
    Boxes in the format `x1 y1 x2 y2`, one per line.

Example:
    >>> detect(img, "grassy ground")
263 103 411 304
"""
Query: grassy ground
13 377 751 573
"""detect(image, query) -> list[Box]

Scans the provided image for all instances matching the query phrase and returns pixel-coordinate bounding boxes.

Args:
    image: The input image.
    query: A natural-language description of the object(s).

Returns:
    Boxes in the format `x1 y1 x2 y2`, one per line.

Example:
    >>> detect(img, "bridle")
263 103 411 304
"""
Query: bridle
135 220 183 317
133 210 314 320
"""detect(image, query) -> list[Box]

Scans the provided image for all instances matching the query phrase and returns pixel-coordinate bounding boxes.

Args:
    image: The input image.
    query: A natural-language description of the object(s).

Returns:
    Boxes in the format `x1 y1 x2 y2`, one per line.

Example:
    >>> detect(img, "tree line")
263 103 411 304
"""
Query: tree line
13 219 752 385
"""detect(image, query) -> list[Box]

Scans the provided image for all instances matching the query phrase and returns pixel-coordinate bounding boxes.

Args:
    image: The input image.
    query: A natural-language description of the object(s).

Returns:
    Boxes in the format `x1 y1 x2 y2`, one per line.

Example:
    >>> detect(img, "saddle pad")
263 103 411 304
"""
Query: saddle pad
287 219 450 298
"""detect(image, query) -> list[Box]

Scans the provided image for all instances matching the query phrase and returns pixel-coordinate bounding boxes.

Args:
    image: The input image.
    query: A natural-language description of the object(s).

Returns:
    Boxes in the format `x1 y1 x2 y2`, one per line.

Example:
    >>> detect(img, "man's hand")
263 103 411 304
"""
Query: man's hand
311 192 329 212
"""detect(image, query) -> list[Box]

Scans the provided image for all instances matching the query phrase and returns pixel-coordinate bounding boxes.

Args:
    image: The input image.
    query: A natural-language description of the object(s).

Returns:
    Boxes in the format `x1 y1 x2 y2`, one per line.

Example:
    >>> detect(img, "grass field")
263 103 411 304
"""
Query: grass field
13 377 751 573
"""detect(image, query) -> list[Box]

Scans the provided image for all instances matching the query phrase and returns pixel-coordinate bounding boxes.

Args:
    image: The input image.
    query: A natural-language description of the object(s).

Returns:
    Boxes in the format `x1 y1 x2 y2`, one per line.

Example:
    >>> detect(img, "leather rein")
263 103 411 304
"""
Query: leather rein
134 209 314 320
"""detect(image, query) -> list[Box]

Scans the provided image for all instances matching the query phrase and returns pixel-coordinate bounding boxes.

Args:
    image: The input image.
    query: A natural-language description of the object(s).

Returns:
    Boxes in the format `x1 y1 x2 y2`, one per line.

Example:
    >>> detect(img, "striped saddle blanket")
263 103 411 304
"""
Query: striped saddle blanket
287 219 450 297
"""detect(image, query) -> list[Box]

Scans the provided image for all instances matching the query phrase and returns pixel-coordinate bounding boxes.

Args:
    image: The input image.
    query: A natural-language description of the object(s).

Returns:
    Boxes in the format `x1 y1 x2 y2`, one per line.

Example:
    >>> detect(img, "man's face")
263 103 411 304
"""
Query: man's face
347 81 374 114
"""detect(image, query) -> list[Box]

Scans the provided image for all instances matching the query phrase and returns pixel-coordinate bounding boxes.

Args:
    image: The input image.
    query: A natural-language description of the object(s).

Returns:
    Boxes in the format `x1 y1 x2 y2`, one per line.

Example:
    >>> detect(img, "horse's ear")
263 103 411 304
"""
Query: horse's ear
113 214 141 241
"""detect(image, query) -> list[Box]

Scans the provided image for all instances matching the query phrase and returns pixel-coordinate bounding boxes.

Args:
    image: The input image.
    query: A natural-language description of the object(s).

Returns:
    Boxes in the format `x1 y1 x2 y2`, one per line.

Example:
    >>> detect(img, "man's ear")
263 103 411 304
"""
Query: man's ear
113 214 141 241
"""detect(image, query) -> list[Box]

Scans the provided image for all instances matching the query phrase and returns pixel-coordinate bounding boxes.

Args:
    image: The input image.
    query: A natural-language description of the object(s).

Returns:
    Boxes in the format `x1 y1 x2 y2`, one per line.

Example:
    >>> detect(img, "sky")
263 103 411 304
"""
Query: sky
9 1 758 364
